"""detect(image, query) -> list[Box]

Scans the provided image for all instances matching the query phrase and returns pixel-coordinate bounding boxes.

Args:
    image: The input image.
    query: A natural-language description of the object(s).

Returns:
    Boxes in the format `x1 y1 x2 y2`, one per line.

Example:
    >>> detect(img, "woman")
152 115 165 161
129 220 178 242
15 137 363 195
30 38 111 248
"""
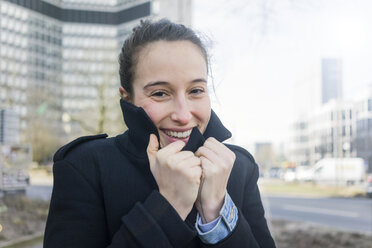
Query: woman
44 19 276 248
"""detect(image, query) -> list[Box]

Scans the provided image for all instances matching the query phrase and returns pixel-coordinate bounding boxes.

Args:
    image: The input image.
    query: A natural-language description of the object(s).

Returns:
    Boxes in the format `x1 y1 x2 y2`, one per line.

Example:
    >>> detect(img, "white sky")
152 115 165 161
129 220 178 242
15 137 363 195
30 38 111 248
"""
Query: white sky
192 0 372 150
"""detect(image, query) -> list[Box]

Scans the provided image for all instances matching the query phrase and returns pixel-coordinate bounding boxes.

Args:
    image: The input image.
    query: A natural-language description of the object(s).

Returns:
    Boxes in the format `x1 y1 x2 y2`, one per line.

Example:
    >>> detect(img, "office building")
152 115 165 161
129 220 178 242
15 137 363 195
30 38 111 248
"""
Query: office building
0 109 19 144
354 85 372 172
0 0 192 141
289 88 372 168
321 58 342 104
288 118 310 167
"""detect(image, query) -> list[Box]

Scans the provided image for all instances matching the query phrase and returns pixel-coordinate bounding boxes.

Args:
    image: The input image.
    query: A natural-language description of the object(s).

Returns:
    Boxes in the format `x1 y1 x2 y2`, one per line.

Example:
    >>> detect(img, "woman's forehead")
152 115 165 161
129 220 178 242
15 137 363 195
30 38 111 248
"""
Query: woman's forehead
133 40 208 86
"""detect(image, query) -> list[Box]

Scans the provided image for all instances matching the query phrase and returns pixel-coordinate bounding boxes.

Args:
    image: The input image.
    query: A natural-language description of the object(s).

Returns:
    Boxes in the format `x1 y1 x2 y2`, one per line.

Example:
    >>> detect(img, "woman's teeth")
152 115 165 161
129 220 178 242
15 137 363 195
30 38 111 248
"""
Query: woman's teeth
164 129 192 138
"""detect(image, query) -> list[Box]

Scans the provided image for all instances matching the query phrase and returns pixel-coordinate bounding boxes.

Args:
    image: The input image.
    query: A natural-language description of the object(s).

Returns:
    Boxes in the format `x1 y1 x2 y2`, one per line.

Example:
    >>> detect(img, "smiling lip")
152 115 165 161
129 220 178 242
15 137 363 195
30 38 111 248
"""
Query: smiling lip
160 127 195 143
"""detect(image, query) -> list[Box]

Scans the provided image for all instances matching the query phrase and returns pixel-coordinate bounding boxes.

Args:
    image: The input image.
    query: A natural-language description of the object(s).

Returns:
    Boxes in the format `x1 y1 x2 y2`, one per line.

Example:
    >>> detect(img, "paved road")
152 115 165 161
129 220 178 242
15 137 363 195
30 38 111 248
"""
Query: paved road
263 195 372 234
26 186 372 234
19 187 372 248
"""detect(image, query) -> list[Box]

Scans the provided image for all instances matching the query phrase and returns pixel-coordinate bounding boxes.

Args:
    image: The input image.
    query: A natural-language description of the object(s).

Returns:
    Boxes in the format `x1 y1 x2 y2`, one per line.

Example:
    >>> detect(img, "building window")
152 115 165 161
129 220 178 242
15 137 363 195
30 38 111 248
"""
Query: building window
368 99 372 112
342 125 346 136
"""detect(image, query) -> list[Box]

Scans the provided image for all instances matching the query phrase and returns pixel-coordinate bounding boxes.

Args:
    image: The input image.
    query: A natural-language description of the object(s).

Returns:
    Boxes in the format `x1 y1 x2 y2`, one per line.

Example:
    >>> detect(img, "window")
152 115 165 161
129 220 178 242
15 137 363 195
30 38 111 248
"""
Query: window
368 99 372 111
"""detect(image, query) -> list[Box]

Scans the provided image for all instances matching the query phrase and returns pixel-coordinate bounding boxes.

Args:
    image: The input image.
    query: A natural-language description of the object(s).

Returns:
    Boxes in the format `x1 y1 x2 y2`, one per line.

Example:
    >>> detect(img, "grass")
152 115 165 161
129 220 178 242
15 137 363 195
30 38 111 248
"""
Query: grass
258 179 367 198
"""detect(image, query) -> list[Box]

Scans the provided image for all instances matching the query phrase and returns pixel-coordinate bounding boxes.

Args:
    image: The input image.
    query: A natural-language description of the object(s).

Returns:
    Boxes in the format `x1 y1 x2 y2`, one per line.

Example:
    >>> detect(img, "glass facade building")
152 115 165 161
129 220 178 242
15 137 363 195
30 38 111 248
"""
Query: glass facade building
321 58 343 105
0 0 191 141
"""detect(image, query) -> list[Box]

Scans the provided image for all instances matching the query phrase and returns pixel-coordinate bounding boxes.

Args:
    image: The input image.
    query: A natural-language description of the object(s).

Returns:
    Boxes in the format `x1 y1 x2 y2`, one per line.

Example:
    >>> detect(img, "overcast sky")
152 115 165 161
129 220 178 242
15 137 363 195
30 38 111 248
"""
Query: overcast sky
192 0 372 150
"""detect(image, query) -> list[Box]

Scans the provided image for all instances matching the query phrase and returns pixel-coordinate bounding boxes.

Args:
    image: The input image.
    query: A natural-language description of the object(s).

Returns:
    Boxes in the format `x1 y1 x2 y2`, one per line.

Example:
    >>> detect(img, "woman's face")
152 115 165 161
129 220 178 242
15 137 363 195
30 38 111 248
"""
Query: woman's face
120 40 211 147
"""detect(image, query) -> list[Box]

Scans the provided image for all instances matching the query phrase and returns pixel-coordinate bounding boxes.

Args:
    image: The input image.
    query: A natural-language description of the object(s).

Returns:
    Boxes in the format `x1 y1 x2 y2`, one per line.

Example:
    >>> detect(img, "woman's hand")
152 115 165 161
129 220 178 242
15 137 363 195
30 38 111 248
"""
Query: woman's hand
195 137 236 223
147 134 202 220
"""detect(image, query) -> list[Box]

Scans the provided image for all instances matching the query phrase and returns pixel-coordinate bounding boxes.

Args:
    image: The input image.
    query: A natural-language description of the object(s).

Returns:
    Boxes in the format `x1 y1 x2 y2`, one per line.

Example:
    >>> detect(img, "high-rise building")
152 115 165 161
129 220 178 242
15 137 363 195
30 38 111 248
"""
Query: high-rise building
0 109 19 144
288 118 310 167
288 87 372 168
321 58 342 104
354 85 372 173
0 0 192 142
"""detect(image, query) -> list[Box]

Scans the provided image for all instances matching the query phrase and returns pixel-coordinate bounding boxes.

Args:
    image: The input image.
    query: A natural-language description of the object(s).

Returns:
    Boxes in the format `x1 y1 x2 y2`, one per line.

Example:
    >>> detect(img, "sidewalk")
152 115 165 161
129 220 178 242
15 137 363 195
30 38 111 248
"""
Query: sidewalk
258 178 367 198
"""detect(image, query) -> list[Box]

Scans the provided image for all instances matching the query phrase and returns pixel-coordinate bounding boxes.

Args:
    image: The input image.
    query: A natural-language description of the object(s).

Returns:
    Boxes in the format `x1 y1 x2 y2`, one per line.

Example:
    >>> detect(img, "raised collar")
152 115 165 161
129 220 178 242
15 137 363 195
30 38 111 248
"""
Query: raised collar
116 99 232 163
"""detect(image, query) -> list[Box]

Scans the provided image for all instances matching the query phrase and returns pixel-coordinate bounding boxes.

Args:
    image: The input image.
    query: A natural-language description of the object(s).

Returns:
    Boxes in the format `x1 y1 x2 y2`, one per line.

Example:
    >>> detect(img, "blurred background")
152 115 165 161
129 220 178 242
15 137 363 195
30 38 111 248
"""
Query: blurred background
0 0 371 247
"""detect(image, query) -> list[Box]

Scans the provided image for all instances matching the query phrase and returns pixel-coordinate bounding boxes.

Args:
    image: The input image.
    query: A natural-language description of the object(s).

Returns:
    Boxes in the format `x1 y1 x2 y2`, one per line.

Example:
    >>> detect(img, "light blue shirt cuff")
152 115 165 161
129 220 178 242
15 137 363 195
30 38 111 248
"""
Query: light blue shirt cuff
198 216 221 233
195 192 238 244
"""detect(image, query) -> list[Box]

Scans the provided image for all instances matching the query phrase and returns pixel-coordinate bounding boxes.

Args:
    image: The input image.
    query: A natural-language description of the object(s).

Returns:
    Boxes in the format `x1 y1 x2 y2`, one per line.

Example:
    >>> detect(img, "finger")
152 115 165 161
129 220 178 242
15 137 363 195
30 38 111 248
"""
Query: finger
203 138 235 164
177 155 201 169
195 146 219 165
146 134 159 167
203 137 227 155
169 151 196 165
199 156 218 179
158 140 186 158
200 156 214 171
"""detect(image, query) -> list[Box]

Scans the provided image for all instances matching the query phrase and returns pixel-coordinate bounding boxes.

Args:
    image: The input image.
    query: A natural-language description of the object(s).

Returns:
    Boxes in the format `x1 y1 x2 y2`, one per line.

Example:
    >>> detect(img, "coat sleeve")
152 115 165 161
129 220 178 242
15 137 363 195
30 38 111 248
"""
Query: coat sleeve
199 149 276 248
43 159 197 248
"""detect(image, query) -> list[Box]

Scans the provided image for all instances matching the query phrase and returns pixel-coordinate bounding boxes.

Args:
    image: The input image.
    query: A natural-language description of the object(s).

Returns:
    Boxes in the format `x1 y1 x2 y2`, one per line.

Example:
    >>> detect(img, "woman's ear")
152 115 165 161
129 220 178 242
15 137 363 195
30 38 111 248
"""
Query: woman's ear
119 86 131 102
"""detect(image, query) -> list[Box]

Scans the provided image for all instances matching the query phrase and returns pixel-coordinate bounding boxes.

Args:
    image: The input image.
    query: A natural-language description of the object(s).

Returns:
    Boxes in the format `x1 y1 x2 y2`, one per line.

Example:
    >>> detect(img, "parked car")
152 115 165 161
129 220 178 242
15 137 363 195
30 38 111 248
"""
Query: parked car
267 167 282 179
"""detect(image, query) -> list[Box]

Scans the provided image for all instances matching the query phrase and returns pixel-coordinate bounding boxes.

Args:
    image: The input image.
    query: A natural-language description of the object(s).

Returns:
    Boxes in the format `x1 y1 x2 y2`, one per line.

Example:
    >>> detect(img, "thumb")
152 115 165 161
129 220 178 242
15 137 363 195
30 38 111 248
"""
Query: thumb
147 134 159 167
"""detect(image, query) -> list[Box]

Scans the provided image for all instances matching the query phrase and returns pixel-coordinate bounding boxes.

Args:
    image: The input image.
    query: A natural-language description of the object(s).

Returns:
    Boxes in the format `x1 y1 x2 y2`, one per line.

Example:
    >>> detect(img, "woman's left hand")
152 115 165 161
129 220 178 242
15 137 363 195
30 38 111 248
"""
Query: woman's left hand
195 137 236 223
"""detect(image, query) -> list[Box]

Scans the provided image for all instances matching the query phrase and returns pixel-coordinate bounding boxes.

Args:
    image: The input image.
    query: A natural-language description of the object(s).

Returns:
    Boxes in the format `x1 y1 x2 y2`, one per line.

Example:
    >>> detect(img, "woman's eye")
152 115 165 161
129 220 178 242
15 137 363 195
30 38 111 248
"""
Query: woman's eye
151 91 168 97
190 88 205 95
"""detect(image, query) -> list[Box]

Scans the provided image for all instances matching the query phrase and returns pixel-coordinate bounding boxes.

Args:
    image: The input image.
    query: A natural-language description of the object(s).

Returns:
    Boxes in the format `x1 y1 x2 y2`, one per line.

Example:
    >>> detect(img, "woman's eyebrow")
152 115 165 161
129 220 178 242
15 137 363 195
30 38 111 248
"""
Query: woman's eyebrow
144 79 207 90
143 81 169 90
192 78 207 83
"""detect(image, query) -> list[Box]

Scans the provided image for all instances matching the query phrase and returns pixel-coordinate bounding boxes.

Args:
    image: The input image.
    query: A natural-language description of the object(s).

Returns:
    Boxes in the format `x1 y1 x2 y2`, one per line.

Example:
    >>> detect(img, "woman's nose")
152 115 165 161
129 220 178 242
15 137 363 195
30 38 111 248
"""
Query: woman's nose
170 97 192 124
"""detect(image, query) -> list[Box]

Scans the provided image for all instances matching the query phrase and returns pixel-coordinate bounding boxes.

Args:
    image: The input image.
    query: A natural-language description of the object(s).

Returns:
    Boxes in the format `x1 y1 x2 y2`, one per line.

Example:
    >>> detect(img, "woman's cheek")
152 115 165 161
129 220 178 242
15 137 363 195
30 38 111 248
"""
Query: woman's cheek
142 102 165 125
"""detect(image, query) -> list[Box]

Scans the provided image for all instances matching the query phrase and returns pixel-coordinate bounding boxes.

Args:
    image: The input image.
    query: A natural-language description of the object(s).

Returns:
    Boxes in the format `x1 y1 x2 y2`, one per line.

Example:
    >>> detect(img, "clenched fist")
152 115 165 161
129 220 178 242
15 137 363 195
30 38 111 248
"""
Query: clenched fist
147 134 203 220
195 137 235 223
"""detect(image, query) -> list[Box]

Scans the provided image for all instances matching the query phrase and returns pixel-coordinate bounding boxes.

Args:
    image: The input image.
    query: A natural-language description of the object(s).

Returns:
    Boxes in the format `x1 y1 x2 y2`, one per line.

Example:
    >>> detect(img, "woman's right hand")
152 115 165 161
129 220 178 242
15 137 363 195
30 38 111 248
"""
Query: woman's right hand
147 134 202 220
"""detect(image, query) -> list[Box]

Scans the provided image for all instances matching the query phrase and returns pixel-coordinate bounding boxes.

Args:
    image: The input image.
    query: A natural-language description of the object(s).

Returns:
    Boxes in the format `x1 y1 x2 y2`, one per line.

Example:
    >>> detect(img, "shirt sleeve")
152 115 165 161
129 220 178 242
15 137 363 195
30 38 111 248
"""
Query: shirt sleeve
195 192 238 244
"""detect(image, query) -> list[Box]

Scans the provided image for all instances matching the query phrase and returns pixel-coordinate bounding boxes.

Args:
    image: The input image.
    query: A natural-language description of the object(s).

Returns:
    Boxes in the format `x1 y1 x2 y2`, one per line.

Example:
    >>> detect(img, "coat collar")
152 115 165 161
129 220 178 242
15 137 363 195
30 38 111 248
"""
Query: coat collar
116 99 232 162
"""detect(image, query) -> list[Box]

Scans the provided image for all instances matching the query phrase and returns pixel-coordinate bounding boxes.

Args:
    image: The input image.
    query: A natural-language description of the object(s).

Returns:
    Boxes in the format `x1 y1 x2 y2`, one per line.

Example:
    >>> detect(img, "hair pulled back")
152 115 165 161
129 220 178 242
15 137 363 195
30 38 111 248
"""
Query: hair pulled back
119 19 209 97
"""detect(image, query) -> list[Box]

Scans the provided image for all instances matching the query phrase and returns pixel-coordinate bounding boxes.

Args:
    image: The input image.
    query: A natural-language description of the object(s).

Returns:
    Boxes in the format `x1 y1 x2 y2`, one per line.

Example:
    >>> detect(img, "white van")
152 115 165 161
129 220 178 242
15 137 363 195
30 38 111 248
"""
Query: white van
313 158 366 186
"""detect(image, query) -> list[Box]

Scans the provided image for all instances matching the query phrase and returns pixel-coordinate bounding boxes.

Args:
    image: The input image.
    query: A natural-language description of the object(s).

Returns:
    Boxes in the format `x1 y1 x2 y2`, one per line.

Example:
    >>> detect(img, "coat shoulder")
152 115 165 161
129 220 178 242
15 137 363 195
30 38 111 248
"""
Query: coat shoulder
225 144 256 164
53 133 108 162
225 143 259 178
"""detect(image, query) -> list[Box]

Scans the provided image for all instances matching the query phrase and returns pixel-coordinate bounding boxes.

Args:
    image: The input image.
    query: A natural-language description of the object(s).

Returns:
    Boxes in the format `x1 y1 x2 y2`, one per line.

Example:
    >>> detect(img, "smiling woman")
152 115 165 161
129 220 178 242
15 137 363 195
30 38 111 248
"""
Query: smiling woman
120 40 211 148
43 19 276 248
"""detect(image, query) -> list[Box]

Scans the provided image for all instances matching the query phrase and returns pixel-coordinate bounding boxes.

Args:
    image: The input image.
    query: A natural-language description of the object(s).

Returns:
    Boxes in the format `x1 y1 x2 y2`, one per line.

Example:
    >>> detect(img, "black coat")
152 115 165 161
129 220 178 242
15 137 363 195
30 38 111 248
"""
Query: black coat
44 100 276 248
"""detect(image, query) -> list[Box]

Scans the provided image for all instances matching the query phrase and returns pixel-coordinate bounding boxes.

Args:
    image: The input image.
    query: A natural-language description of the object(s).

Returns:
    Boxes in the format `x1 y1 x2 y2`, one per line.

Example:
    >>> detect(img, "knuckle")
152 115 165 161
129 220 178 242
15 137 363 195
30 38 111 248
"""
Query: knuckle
193 156 201 166
183 151 194 157
198 146 207 155
204 139 212 146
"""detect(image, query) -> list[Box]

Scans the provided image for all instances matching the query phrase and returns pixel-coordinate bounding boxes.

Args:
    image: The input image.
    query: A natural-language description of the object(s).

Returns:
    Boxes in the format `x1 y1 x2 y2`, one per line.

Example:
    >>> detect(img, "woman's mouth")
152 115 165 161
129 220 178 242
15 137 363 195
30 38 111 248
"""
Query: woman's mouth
160 128 193 145
163 129 192 138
